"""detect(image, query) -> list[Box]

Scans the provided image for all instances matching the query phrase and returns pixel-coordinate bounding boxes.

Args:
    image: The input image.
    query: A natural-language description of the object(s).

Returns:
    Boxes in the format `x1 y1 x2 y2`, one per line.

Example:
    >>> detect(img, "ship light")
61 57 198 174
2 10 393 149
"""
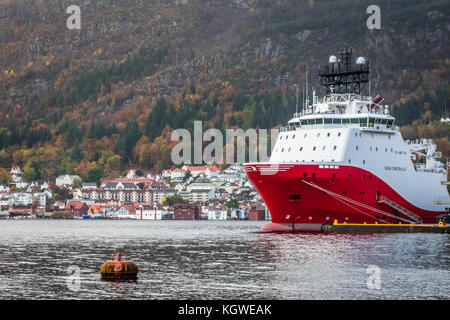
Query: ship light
329 55 337 64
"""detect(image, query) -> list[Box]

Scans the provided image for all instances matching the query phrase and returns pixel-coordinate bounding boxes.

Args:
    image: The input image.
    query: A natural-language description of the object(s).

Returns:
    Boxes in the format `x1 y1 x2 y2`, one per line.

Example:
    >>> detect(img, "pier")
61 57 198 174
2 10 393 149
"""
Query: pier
322 220 450 233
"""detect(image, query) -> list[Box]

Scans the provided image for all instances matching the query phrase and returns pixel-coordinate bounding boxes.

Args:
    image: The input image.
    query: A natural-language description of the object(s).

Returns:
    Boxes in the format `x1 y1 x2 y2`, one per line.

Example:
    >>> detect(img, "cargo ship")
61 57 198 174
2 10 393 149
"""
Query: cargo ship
244 49 450 231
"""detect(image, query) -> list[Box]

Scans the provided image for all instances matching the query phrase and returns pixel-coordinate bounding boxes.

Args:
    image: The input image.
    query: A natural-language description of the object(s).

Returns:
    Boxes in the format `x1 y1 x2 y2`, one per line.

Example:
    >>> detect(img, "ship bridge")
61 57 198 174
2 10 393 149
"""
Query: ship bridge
282 93 398 134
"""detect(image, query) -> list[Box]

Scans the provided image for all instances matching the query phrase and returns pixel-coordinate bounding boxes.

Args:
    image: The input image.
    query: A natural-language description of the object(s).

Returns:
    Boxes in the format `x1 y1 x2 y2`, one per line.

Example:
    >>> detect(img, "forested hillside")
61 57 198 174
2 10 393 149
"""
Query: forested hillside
0 0 448 183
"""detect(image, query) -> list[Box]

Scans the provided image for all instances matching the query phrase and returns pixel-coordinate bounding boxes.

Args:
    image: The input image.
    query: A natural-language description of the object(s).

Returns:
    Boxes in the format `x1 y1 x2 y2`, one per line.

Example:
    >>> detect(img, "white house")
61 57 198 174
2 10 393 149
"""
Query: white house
56 175 82 188
207 205 228 220
137 204 167 220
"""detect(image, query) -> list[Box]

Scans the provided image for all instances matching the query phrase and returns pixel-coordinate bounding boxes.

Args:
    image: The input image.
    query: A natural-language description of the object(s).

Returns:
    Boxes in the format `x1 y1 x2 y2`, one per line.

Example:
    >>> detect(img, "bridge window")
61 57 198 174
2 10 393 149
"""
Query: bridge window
322 146 326 150
356 146 359 151
317 133 320 137
333 118 342 124
360 118 367 127
375 118 381 125
368 118 375 127
300 147 303 151
316 118 323 124
301 120 308 126
351 118 359 124
324 118 332 124
343 118 350 124
307 119 315 125
386 119 394 128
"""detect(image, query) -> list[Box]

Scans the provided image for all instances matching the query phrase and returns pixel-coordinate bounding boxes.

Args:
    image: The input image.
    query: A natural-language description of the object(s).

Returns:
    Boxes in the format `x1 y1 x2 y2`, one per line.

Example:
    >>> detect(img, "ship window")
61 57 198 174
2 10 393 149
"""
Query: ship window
381 119 388 125
376 147 378 152
292 135 295 139
324 118 332 124
333 146 337 150
281 148 284 152
386 119 394 128
370 147 372 151
356 146 359 151
307 119 315 125
332 174 336 178
343 118 350 124
355 133 358 137
295 122 301 128
333 118 342 124
323 146 326 150
289 194 301 200
327 132 331 137
301 120 308 125
312 173 316 178
351 118 359 124
303 173 307 177
348 175 352 179
288 148 291 152
337 132 342 137
304 133 307 138
348 159 351 164
300 147 303 151
317 133 320 137
316 118 323 124
385 148 388 152
368 118 375 127
363 160 366 164
360 117 368 127
375 118 381 124
313 146 316 151
391 148 393 152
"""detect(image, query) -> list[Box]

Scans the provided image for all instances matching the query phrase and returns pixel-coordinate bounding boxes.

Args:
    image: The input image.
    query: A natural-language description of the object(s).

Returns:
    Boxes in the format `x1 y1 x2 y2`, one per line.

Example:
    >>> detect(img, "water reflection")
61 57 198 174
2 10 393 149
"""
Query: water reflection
0 220 448 299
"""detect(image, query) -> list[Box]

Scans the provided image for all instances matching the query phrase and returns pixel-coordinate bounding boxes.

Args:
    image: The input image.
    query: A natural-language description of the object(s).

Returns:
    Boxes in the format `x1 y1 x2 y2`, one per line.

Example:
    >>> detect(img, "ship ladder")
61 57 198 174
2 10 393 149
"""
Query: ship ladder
377 196 423 224
300 180 416 224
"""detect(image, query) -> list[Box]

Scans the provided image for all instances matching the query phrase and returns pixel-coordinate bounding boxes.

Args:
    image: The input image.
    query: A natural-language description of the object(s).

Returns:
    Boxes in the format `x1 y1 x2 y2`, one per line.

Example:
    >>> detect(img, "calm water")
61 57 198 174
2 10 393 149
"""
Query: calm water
0 220 448 300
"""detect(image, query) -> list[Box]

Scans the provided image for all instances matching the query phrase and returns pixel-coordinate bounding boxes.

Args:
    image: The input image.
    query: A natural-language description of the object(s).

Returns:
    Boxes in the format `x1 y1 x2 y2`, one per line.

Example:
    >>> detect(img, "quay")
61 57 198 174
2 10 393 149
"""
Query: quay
322 220 450 234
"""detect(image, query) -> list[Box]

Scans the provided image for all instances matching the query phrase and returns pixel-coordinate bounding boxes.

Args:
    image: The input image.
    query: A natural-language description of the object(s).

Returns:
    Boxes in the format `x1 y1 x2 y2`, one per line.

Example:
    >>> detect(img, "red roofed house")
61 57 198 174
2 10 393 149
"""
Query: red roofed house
66 202 88 218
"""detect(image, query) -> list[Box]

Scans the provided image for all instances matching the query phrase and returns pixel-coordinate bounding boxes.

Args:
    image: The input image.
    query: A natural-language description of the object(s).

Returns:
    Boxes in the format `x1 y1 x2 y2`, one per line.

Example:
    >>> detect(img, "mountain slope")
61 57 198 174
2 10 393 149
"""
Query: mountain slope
0 0 449 181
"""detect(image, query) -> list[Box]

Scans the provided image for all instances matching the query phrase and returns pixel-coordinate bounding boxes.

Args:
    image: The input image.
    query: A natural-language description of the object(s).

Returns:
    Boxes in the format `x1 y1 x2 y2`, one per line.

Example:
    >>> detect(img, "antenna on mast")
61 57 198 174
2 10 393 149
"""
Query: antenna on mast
295 84 299 114
305 66 309 111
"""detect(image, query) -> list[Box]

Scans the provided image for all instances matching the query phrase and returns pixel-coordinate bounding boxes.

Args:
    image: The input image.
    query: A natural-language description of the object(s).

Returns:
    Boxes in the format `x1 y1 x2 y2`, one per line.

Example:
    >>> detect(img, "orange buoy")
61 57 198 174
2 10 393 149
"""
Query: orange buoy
100 253 138 281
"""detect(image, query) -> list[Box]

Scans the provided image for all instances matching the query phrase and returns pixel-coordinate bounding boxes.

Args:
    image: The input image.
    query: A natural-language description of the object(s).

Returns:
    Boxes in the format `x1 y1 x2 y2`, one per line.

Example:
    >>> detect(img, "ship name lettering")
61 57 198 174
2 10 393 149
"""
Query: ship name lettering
384 166 406 171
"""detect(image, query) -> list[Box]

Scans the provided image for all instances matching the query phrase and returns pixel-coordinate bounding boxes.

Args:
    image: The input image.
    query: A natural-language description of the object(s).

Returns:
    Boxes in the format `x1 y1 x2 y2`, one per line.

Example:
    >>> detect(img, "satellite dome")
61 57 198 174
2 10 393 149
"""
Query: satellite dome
356 57 366 65
329 55 337 63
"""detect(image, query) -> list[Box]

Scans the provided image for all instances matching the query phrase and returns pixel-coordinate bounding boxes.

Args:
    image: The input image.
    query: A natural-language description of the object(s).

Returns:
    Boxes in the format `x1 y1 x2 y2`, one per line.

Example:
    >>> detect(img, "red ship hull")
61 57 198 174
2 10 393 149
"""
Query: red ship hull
244 163 444 231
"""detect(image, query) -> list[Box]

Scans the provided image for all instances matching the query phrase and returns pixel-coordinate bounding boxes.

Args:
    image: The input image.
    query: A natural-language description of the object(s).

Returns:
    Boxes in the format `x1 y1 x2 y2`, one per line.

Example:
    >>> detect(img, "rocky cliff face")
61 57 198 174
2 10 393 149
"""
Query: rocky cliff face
0 0 449 125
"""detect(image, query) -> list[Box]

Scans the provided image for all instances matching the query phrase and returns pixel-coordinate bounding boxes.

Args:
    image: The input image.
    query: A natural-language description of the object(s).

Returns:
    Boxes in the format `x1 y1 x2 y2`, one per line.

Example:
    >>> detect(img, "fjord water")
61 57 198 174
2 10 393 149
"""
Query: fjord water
0 220 448 299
